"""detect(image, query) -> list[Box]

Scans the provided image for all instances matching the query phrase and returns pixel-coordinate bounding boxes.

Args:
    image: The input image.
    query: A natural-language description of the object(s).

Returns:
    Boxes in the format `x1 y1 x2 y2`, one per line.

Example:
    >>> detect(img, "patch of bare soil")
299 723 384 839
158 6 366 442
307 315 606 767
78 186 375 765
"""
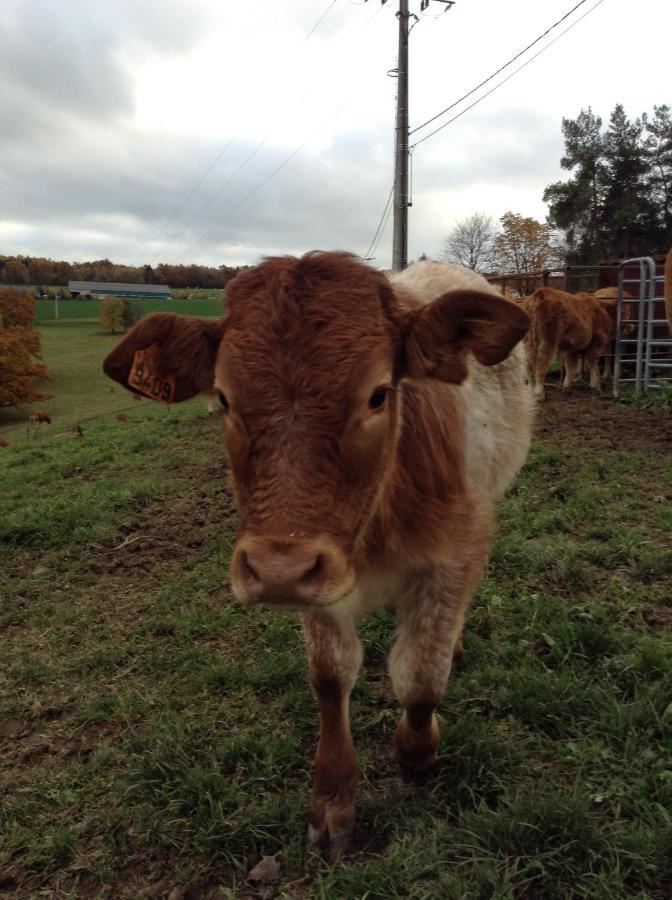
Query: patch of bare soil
534 385 672 455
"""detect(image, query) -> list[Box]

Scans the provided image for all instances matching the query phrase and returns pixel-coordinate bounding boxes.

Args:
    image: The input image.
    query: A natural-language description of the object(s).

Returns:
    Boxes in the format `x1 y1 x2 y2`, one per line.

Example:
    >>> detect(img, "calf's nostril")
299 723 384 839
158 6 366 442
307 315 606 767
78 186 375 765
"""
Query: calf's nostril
241 551 261 585
299 554 324 586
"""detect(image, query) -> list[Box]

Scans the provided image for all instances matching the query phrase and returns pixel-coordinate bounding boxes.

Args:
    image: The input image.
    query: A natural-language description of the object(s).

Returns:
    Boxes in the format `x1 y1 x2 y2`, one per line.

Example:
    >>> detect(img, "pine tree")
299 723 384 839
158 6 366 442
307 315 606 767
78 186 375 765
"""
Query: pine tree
643 104 672 248
544 104 672 263
600 105 654 258
543 108 606 263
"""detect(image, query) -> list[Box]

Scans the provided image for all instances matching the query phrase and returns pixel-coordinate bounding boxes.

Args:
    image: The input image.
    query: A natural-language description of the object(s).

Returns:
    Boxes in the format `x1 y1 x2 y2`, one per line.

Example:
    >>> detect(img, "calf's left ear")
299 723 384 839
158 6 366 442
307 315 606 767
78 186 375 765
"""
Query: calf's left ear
103 312 226 403
403 289 529 384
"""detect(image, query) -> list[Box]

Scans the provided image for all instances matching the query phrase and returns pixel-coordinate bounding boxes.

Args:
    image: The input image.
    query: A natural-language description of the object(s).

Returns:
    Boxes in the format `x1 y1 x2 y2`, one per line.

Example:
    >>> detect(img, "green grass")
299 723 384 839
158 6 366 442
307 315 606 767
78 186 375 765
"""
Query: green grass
0 312 220 439
1 397 671 898
34 295 225 322
618 383 672 413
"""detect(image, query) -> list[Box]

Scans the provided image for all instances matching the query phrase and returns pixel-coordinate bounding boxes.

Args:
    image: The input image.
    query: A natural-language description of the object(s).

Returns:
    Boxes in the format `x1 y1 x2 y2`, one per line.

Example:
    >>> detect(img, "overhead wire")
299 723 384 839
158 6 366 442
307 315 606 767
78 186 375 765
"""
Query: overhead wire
180 140 312 260
181 98 356 259
364 182 394 259
304 0 339 41
170 138 269 244
152 0 341 248
180 2 389 257
410 0 606 150
410 0 596 138
153 135 237 240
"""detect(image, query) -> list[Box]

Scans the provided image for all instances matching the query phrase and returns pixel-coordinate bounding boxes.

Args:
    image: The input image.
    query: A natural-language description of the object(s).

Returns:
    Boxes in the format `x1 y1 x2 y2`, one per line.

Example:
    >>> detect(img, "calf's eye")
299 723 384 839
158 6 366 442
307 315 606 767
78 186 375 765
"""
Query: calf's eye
218 392 229 411
368 388 388 411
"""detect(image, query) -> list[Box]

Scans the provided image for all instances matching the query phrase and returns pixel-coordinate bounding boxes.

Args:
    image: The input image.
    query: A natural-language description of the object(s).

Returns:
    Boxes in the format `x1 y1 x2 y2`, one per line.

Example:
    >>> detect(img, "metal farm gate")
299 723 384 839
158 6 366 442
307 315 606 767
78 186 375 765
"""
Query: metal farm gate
612 256 672 396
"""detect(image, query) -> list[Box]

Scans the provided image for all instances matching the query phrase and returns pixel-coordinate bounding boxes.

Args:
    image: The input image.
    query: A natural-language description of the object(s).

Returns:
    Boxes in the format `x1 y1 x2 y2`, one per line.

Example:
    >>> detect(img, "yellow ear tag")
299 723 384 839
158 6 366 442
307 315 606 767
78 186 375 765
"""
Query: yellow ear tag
128 346 176 404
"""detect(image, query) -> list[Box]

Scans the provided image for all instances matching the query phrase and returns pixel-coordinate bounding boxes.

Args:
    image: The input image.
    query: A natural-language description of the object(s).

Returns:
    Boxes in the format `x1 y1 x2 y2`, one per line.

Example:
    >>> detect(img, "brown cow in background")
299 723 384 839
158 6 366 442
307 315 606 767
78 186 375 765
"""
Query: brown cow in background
592 286 635 381
104 253 532 857
522 286 615 399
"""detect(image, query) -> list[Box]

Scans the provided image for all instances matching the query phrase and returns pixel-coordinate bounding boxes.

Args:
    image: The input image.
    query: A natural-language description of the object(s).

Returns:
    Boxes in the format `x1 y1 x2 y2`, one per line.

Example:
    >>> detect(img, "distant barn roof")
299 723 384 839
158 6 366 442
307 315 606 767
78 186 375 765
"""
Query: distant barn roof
69 281 171 295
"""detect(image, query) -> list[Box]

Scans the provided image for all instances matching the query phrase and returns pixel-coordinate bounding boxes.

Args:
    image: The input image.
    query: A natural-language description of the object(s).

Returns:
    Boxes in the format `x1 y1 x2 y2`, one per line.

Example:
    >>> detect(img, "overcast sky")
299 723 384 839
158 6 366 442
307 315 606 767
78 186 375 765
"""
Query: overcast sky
1 0 669 270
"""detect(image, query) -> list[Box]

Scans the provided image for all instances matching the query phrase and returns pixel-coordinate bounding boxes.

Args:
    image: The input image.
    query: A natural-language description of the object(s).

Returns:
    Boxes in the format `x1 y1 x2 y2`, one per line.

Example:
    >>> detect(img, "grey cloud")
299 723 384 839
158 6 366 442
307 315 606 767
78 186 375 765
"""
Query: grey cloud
0 0 217 136
0 3 133 125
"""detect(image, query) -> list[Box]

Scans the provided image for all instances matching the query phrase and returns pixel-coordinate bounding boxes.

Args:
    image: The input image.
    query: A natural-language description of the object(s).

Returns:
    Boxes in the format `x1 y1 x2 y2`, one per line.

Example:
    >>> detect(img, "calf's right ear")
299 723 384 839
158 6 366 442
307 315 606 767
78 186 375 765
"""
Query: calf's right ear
103 313 226 403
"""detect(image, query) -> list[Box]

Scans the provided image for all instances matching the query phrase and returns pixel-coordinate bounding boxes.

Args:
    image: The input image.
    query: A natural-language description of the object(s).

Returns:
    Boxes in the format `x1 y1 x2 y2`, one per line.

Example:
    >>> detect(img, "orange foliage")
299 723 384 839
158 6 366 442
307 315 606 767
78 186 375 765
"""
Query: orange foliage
0 288 51 408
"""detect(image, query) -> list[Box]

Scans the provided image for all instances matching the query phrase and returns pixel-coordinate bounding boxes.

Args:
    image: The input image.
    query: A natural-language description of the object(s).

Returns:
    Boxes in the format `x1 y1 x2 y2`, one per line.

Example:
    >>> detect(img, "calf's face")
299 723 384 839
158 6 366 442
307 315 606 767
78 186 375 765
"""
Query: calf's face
103 253 528 610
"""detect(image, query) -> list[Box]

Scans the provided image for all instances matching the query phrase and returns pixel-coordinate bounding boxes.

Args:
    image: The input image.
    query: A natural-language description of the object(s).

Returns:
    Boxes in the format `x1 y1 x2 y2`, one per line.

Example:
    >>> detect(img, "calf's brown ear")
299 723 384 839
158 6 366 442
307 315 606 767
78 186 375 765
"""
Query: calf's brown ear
102 312 226 403
403 289 530 384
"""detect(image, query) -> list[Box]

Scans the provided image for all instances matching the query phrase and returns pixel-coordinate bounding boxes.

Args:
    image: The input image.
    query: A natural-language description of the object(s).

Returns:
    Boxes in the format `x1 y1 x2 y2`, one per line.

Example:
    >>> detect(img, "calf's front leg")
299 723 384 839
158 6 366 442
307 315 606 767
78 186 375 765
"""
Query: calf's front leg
302 612 362 859
389 560 483 774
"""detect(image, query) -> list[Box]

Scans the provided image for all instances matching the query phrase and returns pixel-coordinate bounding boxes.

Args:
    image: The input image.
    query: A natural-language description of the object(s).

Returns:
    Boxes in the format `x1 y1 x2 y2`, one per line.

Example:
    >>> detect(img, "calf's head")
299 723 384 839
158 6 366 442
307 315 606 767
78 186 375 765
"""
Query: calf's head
103 253 528 609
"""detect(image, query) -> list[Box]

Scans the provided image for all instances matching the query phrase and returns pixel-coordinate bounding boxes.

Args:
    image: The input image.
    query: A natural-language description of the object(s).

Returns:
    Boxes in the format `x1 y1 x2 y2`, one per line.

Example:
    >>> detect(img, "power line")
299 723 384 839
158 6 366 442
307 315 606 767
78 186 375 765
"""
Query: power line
152 0 340 248
170 138 269 243
176 4 390 258
304 0 339 40
410 0 596 138
410 0 605 150
181 141 311 259
364 183 394 259
182 99 357 258
154 136 237 240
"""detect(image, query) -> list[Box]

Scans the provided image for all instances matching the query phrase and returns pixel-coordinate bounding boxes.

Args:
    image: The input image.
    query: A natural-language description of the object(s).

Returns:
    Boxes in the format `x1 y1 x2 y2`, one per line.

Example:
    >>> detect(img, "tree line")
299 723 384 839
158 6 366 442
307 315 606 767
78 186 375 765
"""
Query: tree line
0 256 245 290
442 103 672 276
545 104 671 263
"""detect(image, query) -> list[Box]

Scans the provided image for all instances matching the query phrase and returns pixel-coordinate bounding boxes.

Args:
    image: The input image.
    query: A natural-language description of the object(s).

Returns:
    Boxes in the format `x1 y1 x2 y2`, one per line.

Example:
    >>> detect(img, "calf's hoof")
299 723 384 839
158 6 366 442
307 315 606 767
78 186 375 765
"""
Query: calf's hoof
307 795 355 862
395 711 439 775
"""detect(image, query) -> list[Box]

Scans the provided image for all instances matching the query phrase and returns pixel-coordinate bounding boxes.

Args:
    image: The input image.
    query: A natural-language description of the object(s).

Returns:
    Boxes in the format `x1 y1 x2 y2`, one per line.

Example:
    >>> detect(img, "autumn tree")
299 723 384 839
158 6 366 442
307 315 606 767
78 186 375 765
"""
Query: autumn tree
2 258 30 285
489 212 564 296
99 297 126 334
0 288 50 408
441 212 496 271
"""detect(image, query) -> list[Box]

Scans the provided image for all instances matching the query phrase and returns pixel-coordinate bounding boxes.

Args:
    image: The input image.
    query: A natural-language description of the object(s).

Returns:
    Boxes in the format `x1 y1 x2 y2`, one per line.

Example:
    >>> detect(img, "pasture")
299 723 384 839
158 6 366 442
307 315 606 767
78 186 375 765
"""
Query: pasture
2 387 671 898
34 296 224 323
0 299 224 439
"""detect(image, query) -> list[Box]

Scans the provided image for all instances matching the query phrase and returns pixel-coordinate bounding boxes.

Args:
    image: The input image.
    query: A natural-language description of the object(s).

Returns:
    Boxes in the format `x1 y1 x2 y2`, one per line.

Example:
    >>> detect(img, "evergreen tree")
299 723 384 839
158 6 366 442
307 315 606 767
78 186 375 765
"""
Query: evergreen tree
544 108 606 263
544 104 671 263
600 105 653 258
643 104 672 247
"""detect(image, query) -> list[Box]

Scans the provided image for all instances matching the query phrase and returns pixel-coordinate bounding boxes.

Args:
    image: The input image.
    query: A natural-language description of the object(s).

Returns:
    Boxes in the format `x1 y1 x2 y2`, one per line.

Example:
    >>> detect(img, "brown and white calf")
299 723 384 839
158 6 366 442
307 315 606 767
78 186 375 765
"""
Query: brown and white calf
103 253 532 857
521 286 615 400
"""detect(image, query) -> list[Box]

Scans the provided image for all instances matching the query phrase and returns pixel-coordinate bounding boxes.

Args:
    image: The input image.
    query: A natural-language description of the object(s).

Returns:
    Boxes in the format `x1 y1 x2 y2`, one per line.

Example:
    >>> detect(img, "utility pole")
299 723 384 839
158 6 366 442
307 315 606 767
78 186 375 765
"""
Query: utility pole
368 0 455 270
392 0 410 272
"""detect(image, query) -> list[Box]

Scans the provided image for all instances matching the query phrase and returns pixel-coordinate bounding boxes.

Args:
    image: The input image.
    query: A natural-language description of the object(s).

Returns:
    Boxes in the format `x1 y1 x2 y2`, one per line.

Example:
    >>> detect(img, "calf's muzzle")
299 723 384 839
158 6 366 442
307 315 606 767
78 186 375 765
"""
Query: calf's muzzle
231 535 351 607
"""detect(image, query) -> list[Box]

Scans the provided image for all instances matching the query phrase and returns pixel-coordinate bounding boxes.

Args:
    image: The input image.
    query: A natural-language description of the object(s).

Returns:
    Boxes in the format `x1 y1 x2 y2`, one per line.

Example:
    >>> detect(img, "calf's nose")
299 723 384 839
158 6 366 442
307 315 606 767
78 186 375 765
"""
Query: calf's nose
232 536 347 606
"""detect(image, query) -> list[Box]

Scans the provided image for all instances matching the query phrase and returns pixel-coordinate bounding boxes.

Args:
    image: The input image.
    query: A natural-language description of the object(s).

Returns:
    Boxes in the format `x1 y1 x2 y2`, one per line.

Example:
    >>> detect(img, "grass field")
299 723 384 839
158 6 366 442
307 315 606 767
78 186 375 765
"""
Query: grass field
2 389 671 898
0 310 222 439
34 297 225 323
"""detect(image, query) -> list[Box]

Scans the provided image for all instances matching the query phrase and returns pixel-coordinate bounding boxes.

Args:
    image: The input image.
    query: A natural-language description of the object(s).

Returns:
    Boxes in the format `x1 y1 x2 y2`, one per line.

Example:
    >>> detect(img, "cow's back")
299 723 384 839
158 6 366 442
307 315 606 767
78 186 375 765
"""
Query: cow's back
523 288 599 351
389 262 533 501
